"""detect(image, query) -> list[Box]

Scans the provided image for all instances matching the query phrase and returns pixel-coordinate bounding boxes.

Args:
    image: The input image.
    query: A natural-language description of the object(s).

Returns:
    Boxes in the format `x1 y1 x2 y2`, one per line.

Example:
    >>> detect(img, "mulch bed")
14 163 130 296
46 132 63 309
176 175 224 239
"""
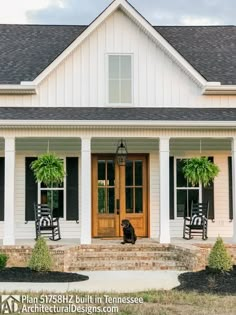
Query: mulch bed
175 265 236 294
0 267 89 283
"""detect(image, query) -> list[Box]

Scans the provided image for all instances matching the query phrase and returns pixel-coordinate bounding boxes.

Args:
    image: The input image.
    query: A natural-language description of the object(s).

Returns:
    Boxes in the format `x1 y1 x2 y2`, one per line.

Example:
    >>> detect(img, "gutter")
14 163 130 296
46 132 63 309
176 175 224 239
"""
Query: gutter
203 83 236 95
0 120 235 129
0 85 37 95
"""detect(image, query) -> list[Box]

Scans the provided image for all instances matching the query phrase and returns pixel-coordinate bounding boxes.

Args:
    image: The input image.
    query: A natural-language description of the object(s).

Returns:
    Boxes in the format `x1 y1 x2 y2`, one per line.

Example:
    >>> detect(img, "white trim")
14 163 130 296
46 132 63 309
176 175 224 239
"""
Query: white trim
0 120 236 129
19 0 208 87
203 85 236 95
0 84 36 94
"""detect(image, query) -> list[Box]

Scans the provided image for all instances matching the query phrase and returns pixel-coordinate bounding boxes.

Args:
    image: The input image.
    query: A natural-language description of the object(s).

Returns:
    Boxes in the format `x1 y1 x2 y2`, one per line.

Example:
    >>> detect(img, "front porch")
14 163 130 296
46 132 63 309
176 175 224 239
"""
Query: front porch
0 131 236 245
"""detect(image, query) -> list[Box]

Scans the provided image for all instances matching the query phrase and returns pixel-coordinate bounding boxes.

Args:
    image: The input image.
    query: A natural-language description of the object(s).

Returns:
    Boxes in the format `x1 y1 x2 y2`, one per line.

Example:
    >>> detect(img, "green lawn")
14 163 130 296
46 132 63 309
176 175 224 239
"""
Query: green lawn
2 290 236 315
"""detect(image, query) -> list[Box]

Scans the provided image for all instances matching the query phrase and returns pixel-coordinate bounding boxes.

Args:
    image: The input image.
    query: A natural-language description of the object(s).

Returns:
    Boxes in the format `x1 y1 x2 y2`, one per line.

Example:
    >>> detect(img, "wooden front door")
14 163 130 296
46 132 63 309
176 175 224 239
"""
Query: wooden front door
92 155 148 237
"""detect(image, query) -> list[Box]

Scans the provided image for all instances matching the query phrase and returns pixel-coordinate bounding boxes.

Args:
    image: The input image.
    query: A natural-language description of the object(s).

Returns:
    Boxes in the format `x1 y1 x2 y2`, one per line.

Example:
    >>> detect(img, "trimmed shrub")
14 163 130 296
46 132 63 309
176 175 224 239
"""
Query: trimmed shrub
0 253 8 270
208 237 233 273
28 237 52 272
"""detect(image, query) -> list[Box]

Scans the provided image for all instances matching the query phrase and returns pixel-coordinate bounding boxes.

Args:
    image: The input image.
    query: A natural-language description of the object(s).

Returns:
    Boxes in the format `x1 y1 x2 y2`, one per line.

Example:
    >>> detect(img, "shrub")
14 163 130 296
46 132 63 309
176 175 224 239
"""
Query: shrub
28 237 52 272
208 237 233 273
0 253 8 270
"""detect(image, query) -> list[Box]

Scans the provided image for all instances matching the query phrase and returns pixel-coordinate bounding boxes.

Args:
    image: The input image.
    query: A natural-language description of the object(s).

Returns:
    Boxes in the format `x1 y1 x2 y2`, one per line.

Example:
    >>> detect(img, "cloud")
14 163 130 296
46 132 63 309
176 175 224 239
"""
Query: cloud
9 0 236 25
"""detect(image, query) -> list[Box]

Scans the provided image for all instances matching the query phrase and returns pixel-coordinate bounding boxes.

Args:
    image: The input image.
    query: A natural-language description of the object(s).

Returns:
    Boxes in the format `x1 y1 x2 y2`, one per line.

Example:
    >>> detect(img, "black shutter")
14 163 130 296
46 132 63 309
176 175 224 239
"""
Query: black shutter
25 157 37 221
0 158 4 221
202 157 214 220
228 156 233 220
66 157 79 220
169 156 174 220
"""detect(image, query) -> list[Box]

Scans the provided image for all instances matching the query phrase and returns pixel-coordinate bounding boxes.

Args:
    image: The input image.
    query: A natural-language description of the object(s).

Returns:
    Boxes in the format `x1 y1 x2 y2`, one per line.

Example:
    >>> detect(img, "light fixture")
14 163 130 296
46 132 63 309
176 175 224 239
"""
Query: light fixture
116 139 128 166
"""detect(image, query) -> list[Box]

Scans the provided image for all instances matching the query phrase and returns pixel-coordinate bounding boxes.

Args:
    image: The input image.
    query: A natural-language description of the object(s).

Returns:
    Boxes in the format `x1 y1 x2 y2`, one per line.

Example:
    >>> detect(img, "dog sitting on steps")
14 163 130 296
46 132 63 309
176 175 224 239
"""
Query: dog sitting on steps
121 219 137 244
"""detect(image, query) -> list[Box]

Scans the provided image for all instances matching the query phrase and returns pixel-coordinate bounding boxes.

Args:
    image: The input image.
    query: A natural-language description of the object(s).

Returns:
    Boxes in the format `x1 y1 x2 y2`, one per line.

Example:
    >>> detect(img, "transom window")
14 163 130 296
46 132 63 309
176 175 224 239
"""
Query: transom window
175 159 201 218
108 54 132 104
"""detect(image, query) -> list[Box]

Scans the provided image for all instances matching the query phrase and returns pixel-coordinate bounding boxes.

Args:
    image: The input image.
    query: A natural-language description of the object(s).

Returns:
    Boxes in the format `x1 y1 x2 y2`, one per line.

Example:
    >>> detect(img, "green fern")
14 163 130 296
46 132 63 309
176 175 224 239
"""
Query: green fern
182 157 219 187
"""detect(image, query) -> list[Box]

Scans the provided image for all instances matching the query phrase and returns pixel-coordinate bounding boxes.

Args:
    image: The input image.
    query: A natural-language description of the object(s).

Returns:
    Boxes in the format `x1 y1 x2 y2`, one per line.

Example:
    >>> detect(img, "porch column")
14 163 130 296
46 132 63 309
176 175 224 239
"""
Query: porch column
3 137 15 245
80 137 91 244
159 137 170 243
232 138 236 242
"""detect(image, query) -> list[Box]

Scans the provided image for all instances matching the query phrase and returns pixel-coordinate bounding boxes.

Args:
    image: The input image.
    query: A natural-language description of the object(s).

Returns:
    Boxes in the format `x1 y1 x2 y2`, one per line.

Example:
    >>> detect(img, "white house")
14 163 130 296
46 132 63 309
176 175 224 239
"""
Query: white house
0 0 236 245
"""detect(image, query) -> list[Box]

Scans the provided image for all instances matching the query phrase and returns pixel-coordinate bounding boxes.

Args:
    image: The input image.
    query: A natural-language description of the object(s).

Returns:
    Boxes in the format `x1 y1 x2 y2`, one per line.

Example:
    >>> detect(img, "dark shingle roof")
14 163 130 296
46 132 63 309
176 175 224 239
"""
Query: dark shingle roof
0 24 87 84
0 107 236 122
155 26 236 85
0 24 236 84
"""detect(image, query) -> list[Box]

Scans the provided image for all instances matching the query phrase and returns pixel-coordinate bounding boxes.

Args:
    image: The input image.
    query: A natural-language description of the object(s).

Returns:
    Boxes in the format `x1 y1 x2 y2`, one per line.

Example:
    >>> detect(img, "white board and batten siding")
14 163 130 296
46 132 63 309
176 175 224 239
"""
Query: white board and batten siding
0 10 235 108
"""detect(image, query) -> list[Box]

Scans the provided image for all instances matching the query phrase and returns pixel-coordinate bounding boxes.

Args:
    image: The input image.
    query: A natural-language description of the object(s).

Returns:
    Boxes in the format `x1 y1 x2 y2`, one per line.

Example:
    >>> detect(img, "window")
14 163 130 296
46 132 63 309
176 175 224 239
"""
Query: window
38 159 65 218
108 55 132 104
175 159 201 217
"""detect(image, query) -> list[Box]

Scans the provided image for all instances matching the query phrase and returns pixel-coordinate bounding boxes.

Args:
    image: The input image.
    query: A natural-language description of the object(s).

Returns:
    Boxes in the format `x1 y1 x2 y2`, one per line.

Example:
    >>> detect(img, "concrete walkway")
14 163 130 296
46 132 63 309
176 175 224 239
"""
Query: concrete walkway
0 270 184 293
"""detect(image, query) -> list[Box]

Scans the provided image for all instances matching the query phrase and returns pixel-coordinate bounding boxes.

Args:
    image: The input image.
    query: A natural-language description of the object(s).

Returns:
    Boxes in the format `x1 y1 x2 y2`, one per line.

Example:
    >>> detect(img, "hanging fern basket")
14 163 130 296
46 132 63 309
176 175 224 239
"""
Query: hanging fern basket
182 157 220 187
30 153 65 187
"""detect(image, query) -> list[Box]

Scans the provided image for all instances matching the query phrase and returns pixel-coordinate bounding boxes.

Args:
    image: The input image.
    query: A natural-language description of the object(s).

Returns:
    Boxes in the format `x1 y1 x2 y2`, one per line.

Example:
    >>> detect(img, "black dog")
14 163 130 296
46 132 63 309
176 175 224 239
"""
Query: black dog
121 219 137 244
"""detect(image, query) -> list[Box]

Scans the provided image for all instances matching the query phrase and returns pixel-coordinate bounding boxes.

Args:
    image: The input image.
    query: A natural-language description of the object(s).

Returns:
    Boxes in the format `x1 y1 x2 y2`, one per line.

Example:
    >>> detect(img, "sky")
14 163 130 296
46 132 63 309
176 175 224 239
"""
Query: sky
0 0 235 26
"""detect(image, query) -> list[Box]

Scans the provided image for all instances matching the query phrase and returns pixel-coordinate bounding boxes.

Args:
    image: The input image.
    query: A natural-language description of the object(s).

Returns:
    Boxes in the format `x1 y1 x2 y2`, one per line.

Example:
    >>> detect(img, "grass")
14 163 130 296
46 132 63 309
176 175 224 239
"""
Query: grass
2 290 236 315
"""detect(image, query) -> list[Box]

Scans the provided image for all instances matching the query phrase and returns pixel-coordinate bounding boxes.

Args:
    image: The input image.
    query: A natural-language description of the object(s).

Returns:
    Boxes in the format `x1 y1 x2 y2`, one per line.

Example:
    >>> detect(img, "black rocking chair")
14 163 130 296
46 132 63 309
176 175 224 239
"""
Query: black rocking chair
34 203 61 241
183 201 209 240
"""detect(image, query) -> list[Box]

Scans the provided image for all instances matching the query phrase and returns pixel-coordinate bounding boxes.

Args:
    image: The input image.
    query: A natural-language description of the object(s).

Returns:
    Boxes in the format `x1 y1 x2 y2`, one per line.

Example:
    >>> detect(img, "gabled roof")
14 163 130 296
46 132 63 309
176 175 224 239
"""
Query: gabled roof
0 24 86 84
0 0 235 88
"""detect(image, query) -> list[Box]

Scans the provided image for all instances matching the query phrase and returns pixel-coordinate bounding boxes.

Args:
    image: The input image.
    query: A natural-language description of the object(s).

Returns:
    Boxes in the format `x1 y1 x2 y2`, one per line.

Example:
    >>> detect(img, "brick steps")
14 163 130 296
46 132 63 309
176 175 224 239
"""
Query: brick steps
66 244 187 271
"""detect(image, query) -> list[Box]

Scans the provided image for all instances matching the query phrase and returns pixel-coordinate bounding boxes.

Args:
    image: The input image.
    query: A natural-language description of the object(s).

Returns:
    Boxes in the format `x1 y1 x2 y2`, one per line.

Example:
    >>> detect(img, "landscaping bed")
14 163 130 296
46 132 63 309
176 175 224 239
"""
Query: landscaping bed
0 267 89 282
175 265 236 294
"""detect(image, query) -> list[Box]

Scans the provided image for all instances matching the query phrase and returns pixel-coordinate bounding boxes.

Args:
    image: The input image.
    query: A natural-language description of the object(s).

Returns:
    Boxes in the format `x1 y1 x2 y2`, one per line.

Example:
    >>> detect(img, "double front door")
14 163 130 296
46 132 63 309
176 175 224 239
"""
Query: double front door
92 155 148 237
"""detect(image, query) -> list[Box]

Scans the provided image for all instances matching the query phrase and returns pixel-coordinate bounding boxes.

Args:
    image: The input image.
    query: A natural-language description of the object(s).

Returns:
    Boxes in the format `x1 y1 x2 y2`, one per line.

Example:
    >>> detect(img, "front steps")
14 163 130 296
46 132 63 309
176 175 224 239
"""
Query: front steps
67 243 188 271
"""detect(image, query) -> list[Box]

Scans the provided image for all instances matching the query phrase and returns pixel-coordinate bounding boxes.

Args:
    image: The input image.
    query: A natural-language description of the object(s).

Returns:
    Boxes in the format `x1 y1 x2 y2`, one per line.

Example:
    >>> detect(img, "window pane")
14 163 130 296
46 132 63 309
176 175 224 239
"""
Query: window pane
120 80 131 103
126 160 133 186
107 160 115 186
135 188 143 213
126 188 133 213
109 55 119 79
135 160 142 186
177 159 187 187
98 160 105 186
177 189 187 217
188 190 199 214
98 188 106 214
41 190 63 218
120 55 131 79
109 79 120 103
108 188 115 214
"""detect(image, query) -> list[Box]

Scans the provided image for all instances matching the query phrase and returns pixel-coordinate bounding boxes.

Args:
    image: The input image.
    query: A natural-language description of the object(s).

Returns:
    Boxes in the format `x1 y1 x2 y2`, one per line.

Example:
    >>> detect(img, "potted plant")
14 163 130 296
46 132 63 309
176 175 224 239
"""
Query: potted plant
30 153 65 211
182 156 220 187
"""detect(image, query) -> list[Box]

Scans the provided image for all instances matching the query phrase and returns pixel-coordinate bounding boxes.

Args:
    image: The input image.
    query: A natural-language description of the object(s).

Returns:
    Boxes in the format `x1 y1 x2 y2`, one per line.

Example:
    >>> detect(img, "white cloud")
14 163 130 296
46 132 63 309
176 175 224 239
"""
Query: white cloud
0 0 63 23
181 16 222 26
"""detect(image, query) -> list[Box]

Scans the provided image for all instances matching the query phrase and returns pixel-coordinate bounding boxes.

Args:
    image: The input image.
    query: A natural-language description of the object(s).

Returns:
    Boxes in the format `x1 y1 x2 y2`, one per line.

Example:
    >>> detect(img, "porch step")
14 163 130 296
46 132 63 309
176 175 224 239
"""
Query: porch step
66 244 187 271
75 251 179 261
68 260 187 271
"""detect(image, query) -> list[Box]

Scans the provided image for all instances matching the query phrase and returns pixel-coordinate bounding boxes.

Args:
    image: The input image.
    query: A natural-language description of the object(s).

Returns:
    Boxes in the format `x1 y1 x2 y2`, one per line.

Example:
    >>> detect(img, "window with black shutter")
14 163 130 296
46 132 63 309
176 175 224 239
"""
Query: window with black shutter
66 157 79 221
25 157 37 221
228 156 233 220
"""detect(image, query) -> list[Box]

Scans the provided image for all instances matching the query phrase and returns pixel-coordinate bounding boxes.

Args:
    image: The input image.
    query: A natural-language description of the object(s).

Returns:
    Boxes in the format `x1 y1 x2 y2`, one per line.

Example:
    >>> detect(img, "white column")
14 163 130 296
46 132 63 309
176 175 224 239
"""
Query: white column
159 137 170 243
231 138 236 242
3 137 15 245
80 137 91 244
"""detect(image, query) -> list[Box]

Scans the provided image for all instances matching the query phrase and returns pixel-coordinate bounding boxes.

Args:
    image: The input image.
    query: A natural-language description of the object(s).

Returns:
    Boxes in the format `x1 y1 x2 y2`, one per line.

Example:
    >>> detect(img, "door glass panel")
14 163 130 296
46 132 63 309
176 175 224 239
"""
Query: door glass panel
126 160 133 186
98 188 106 214
135 160 142 186
135 188 143 213
98 160 105 186
107 160 115 186
108 188 115 214
126 188 133 213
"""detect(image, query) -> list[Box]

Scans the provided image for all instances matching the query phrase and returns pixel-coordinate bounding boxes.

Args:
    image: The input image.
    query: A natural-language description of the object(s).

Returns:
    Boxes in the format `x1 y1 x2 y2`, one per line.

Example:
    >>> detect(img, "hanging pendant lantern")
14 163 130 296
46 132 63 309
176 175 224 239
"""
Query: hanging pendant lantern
116 139 128 166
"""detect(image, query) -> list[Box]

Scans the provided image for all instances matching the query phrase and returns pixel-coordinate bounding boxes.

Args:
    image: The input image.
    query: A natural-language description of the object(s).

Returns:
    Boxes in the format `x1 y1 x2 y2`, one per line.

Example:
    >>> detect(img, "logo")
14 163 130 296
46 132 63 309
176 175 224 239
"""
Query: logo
0 295 21 314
